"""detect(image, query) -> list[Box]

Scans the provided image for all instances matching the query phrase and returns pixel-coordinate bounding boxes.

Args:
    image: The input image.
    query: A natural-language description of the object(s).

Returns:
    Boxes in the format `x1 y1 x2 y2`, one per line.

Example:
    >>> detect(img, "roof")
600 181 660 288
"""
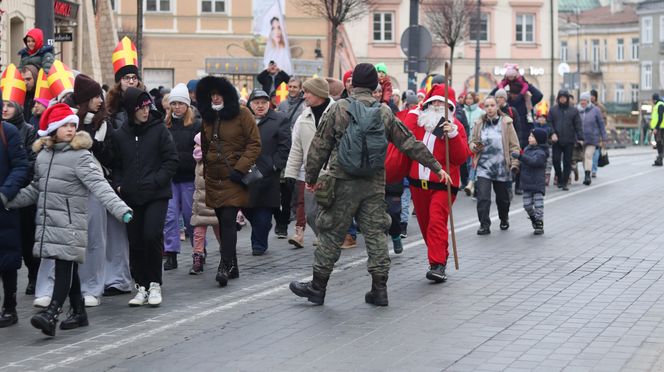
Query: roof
559 0 601 13
576 5 638 25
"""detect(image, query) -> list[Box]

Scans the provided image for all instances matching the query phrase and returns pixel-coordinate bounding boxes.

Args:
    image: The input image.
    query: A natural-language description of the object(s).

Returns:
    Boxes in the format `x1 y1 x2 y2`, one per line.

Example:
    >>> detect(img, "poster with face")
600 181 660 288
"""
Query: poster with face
253 0 292 75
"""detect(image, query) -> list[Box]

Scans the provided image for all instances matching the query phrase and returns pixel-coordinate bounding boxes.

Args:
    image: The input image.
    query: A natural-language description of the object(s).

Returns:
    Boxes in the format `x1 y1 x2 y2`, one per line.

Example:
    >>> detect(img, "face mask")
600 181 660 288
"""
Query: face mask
212 103 224 111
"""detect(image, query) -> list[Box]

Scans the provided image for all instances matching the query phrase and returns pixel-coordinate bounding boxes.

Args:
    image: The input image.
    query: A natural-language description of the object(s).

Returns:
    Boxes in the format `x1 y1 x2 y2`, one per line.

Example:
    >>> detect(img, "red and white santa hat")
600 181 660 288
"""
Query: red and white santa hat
38 103 79 137
422 83 457 113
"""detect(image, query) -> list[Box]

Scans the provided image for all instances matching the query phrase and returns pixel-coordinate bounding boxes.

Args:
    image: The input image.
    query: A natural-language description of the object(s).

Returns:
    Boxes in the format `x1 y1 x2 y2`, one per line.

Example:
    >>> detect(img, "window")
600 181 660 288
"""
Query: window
146 0 170 12
470 13 489 42
372 12 393 42
617 39 624 61
515 14 534 43
561 41 568 63
110 0 116 10
642 61 652 89
642 16 653 44
603 39 608 61
202 0 225 13
631 38 639 60
615 84 624 103
601 83 606 102
631 84 639 103
591 39 600 71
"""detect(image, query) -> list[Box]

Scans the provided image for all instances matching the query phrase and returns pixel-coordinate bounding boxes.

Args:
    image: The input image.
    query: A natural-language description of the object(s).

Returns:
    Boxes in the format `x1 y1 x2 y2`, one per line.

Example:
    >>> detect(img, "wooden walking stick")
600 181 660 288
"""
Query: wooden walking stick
442 61 460 270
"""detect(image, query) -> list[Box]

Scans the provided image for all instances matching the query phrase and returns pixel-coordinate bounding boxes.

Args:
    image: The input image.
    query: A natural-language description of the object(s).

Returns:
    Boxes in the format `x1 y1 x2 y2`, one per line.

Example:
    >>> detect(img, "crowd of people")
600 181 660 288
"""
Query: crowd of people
0 29 628 337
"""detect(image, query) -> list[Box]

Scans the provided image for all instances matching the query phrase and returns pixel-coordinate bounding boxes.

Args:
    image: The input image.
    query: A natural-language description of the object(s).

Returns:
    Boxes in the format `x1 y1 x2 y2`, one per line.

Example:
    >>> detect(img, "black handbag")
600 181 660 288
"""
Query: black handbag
598 148 609 167
241 164 263 186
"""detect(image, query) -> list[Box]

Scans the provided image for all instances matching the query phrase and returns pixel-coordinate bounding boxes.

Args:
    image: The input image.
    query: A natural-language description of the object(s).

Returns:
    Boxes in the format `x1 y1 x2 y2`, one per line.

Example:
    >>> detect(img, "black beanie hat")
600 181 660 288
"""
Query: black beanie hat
115 65 140 83
123 87 152 115
73 74 103 105
532 128 548 145
352 63 379 90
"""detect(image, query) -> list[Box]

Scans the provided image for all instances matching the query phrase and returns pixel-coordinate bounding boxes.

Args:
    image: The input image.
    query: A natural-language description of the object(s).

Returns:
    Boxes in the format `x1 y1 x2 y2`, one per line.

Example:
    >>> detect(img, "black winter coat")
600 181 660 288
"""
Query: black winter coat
113 111 179 207
7 116 37 186
257 70 290 94
0 122 30 271
78 119 115 177
248 110 291 208
168 115 201 183
519 144 548 195
547 104 583 145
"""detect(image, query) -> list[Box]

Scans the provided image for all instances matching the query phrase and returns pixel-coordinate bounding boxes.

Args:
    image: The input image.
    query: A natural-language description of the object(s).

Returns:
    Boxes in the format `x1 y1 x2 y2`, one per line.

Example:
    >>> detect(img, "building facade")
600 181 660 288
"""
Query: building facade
559 2 640 127
344 0 559 101
636 0 664 102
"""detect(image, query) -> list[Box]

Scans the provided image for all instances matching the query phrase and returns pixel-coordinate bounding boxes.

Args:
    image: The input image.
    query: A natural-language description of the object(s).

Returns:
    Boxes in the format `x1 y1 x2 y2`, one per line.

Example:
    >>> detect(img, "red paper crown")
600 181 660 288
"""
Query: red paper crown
112 36 138 74
1 64 27 105
47 60 75 99
34 68 53 101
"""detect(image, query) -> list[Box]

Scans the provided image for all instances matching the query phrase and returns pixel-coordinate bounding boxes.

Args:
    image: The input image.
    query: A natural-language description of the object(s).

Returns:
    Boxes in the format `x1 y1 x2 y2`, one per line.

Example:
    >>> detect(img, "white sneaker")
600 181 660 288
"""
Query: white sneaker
84 295 101 307
128 285 148 307
33 296 51 308
147 282 162 307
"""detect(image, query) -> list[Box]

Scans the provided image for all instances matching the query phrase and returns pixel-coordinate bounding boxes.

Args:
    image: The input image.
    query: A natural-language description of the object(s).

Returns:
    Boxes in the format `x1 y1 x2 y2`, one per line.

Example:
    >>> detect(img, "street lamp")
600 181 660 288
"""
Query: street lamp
575 7 581 100
474 0 481 93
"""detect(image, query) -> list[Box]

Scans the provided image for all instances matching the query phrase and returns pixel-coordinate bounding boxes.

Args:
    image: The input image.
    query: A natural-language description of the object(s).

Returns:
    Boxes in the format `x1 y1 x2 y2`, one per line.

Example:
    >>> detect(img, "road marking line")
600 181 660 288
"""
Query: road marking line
5 166 660 370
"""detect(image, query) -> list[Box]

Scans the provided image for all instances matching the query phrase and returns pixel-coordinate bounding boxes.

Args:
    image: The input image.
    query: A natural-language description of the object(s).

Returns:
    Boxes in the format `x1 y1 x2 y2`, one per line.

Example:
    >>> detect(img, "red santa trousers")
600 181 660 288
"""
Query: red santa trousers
410 186 455 266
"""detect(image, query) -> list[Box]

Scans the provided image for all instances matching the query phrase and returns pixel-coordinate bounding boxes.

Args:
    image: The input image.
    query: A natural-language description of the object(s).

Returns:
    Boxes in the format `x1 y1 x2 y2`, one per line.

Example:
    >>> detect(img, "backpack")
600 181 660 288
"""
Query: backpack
336 98 388 177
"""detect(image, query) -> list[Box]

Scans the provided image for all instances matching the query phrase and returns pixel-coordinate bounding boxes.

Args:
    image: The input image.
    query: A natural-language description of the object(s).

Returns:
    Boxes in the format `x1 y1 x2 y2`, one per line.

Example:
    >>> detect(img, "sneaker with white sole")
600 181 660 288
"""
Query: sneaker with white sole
33 296 51 308
84 295 101 307
148 282 162 307
128 285 148 307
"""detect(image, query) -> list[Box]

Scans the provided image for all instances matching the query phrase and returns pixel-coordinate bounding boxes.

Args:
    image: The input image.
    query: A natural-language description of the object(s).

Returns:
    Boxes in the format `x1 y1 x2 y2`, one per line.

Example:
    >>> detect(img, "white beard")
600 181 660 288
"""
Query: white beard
418 106 450 133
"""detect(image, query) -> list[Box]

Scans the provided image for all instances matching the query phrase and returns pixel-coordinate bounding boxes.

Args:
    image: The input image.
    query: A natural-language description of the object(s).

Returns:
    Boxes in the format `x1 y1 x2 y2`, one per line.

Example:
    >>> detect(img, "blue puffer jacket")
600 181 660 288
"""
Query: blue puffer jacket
579 104 606 147
463 103 485 140
519 144 548 195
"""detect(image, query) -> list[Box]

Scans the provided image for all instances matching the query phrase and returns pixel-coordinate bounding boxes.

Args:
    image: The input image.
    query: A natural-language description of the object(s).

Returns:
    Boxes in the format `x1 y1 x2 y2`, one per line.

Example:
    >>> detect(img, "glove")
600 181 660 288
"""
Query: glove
122 211 133 223
284 177 297 189
229 169 245 185
511 152 520 159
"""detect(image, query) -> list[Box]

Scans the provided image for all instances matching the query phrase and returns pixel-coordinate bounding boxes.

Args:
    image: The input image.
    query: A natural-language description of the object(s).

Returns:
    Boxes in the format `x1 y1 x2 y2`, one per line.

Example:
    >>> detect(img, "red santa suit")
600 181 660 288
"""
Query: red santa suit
404 84 471 267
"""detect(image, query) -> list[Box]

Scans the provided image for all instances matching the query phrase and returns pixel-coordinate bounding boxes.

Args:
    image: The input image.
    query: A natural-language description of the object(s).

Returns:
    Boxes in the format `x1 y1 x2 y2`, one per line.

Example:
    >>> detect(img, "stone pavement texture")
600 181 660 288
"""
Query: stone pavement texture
1 147 663 372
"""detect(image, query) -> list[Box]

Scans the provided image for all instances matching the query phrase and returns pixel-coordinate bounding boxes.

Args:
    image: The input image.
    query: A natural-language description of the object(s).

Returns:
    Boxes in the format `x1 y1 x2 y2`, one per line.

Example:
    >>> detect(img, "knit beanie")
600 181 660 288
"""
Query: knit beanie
38 103 79 137
342 69 353 84
187 79 199 92
34 98 50 108
532 128 548 145
375 63 388 75
495 89 508 99
115 65 140 83
579 91 591 102
352 63 379 90
303 77 329 99
72 74 103 105
168 83 191 106
405 93 419 106
123 87 152 114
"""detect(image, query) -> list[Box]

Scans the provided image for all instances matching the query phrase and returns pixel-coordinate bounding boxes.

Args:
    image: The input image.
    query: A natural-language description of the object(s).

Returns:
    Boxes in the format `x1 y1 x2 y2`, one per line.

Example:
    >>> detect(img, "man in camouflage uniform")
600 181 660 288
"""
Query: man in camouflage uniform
289 63 448 307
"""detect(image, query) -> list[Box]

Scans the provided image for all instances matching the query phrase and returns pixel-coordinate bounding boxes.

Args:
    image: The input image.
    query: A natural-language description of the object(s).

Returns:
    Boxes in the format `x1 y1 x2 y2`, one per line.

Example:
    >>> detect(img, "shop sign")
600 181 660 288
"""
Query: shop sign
494 66 545 76
54 0 79 20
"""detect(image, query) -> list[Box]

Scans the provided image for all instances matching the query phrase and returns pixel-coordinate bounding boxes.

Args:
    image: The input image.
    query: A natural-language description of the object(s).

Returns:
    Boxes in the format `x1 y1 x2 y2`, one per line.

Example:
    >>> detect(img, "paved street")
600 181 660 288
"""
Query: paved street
1 147 663 372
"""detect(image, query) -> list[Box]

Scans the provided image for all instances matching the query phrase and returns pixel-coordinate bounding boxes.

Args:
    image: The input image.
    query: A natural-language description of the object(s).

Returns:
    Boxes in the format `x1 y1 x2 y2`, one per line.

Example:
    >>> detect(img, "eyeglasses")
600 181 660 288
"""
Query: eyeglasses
122 75 139 82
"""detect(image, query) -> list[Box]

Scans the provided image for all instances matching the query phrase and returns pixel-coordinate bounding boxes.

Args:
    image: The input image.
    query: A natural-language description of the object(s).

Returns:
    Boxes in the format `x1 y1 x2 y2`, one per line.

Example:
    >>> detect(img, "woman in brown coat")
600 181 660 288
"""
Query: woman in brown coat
197 76 261 287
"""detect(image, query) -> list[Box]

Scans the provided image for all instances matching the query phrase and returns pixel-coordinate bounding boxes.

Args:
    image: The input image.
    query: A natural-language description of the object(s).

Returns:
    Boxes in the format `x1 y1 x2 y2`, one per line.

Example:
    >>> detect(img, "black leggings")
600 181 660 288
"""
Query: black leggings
215 207 239 261
52 260 82 306
127 200 169 288
20 206 39 281
1 270 17 311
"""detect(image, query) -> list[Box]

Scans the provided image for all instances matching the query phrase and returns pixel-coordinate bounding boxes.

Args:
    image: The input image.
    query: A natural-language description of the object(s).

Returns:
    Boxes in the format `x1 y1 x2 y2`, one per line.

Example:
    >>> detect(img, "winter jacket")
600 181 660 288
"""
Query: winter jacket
277 94 306 129
470 114 521 171
579 104 606 147
6 115 37 185
547 91 584 145
518 144 548 194
113 111 179 207
168 114 202 183
285 99 335 181
463 103 485 141
75 111 115 178
379 77 394 106
499 103 523 147
257 69 290 94
491 84 543 143
248 109 291 209
0 122 30 271
7 132 131 263
197 76 262 209
18 29 55 72
190 161 217 227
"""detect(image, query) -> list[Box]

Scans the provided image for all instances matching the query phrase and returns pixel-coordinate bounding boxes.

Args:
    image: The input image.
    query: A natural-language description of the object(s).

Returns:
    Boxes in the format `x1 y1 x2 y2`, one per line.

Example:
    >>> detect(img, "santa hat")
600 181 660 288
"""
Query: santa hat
0 64 27 105
342 69 353 84
422 84 456 114
47 60 75 101
112 37 139 83
38 103 79 137
416 88 426 98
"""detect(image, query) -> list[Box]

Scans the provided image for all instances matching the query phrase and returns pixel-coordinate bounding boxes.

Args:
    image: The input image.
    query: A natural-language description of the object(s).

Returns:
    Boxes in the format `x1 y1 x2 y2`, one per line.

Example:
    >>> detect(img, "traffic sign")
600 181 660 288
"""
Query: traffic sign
400 25 433 59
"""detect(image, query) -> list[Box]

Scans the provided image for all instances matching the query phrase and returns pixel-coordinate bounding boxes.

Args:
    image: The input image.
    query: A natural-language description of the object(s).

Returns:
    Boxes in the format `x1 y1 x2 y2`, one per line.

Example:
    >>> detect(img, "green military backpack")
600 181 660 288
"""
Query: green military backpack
336 97 388 177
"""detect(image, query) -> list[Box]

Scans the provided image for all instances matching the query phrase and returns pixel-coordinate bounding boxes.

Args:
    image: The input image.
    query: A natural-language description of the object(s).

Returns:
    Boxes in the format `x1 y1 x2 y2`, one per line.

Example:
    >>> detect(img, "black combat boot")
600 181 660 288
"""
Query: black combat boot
365 274 388 306
653 156 663 166
215 258 230 287
0 308 18 328
229 255 239 279
164 252 178 270
426 264 447 283
25 279 36 295
60 297 89 330
30 300 62 336
534 220 544 235
289 272 328 305
477 225 491 235
583 171 591 185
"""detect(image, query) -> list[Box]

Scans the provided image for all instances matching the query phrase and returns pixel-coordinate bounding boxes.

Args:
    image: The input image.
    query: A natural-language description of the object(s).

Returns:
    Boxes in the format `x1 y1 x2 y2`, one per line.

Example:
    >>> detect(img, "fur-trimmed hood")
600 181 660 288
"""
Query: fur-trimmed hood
196 76 240 122
32 131 93 153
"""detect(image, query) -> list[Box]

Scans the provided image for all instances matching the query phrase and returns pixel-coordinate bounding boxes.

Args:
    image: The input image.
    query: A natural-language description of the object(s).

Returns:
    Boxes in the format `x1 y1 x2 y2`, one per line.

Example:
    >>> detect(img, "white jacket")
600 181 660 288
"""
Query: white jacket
284 98 335 181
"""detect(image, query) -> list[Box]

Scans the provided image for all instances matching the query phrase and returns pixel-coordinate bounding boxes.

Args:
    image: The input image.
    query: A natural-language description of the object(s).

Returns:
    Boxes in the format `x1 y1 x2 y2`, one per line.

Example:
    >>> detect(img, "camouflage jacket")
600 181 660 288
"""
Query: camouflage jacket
305 88 442 185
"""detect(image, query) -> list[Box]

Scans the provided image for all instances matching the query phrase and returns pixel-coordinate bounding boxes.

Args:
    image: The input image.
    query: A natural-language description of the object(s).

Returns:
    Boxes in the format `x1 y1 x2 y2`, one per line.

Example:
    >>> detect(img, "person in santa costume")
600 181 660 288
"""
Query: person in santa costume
404 84 471 283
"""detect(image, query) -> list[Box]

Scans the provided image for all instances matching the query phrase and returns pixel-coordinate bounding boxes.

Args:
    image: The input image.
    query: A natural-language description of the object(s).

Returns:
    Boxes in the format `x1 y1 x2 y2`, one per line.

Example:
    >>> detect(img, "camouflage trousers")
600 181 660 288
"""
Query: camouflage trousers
313 178 392 277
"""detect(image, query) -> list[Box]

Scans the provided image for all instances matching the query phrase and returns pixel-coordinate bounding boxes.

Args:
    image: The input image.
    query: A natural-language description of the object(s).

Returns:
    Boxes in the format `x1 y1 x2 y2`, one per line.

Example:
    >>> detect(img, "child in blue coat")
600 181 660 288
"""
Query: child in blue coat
513 128 549 235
